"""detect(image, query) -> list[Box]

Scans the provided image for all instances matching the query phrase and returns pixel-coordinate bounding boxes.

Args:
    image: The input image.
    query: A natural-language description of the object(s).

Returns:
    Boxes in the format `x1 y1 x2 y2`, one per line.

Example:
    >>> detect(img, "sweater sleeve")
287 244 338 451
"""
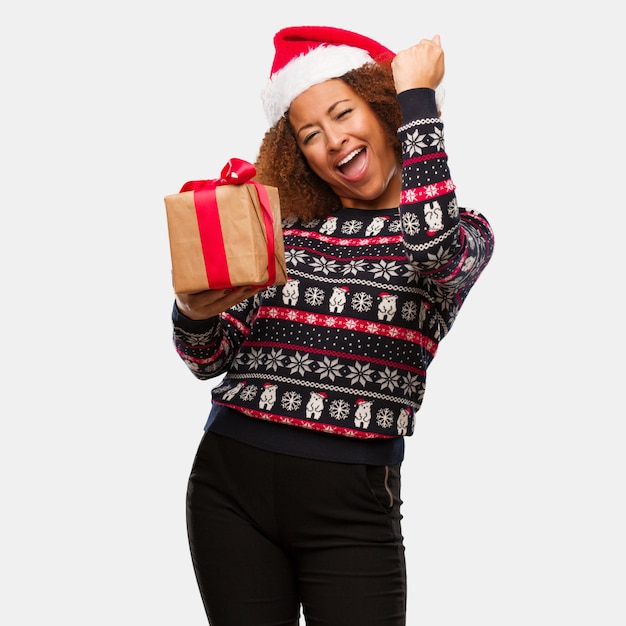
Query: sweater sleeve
396 88 494 301
171 295 258 381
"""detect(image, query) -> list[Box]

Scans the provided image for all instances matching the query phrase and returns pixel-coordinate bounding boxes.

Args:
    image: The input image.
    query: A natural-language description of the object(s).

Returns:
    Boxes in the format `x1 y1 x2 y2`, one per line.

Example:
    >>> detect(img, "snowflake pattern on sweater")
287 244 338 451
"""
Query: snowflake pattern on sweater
173 97 494 440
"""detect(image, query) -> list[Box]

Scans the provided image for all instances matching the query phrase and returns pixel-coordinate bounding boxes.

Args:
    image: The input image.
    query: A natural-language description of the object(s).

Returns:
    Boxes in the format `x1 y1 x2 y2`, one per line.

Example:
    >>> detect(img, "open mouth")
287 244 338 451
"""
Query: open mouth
337 147 366 177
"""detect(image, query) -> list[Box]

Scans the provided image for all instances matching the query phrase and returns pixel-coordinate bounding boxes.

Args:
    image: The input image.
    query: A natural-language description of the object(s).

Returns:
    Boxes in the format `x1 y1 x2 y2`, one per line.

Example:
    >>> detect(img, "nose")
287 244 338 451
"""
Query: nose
325 125 347 151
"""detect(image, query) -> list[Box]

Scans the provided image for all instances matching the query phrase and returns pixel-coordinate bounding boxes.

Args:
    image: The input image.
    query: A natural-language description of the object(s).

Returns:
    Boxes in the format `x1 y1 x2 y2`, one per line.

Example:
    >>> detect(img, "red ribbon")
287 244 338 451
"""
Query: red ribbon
179 158 277 289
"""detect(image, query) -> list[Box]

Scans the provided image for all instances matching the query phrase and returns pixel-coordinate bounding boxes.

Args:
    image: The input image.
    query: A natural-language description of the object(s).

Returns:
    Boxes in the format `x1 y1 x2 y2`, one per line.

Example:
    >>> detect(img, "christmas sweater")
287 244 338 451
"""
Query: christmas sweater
173 88 494 441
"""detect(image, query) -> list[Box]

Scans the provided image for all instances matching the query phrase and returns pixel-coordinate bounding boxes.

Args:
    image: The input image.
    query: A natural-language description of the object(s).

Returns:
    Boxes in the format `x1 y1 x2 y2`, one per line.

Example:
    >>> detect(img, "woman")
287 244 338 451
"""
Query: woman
172 26 494 626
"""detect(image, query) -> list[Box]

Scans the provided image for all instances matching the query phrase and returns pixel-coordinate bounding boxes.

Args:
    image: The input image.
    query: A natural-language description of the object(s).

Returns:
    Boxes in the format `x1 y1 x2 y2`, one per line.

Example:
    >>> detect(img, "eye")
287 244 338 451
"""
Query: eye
302 130 319 145
337 108 353 119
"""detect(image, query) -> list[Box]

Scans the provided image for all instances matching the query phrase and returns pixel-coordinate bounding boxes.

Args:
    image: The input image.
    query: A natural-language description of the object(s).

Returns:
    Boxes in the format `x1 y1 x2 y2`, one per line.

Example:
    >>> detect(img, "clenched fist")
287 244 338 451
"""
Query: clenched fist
391 34 445 94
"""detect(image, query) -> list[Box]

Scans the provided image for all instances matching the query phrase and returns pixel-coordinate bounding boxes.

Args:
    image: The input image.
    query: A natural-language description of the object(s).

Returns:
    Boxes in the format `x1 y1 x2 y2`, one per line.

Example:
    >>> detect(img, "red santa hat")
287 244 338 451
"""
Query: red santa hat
262 25 395 126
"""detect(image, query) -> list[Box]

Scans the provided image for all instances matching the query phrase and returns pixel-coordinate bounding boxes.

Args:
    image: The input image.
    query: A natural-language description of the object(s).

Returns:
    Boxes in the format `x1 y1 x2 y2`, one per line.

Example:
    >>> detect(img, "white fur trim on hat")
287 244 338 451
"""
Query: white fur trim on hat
261 45 375 127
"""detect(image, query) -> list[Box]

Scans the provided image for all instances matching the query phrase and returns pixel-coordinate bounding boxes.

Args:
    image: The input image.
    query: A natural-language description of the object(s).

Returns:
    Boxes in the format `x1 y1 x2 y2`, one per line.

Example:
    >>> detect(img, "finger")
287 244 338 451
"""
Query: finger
220 285 263 307
218 286 248 304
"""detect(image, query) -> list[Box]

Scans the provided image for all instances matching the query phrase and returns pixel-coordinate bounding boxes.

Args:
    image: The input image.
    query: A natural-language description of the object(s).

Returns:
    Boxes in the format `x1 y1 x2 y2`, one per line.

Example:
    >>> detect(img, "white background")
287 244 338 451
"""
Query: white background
1 1 624 624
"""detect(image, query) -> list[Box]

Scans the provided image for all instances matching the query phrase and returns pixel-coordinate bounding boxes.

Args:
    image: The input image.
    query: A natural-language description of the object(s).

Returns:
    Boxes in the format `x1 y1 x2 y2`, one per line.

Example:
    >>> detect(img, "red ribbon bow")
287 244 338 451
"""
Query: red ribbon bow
179 158 277 289
180 158 258 191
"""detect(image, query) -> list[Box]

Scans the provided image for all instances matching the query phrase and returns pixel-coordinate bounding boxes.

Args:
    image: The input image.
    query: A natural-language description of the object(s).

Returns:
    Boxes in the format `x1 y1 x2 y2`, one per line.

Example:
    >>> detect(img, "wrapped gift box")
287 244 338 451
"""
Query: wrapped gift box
164 159 288 294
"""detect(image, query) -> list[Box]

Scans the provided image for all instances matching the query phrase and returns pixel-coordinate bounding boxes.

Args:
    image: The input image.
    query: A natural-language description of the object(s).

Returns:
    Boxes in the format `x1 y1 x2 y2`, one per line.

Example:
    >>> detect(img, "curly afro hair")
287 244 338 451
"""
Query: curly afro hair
253 62 402 222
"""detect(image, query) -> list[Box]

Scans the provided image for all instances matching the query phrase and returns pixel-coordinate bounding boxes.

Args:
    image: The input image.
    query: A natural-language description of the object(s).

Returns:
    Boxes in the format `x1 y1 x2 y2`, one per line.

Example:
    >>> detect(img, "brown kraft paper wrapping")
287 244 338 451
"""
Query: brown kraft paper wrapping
165 182 288 295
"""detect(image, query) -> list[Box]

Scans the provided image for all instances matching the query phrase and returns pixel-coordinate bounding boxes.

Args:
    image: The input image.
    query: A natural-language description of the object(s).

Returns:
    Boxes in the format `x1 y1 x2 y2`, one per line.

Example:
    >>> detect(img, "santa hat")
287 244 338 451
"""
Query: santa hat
261 25 395 127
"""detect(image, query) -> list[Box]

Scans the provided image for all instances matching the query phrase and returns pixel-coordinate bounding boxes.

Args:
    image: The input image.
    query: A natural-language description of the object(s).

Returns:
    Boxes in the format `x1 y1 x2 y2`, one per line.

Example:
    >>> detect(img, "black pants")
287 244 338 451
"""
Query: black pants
186 431 407 626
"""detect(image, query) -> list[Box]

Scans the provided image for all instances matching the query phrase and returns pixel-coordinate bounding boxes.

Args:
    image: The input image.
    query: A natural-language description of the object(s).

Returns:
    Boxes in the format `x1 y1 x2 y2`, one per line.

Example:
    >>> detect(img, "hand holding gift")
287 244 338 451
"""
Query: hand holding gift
175 285 266 320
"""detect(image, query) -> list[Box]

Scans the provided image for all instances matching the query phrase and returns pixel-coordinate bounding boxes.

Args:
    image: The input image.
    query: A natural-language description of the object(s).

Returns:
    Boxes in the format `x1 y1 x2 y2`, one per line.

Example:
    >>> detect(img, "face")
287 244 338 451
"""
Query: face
288 79 401 210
